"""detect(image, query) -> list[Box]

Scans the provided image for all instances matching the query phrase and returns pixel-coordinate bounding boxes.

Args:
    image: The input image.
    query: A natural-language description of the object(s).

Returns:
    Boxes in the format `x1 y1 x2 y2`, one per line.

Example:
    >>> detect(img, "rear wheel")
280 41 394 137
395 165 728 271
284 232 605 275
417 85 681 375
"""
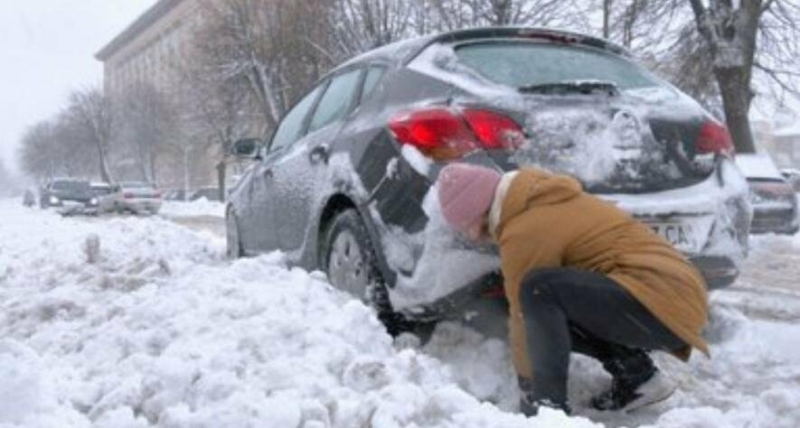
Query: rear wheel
226 207 242 259
321 209 410 336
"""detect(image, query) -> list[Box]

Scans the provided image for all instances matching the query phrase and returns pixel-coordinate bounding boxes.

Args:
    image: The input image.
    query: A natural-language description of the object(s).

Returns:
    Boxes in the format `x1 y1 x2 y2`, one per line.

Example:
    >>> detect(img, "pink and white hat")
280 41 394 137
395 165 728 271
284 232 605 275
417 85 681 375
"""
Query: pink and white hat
437 163 502 233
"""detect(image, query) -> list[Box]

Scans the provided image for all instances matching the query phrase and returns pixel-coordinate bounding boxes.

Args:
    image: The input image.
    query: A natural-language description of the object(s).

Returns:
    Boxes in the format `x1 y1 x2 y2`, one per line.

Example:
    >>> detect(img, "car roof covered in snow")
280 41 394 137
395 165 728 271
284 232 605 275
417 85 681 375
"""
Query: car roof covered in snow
331 27 630 74
735 153 784 180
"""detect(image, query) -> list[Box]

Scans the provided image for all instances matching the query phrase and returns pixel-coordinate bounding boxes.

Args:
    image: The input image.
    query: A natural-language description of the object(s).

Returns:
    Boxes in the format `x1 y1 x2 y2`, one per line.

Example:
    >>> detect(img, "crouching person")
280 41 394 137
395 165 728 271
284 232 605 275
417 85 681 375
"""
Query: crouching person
437 164 709 416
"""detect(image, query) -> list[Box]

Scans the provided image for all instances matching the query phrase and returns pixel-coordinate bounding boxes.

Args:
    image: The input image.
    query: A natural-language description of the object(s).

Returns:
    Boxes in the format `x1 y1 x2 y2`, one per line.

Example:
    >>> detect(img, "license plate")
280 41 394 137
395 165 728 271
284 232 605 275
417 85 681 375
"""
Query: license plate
648 222 696 252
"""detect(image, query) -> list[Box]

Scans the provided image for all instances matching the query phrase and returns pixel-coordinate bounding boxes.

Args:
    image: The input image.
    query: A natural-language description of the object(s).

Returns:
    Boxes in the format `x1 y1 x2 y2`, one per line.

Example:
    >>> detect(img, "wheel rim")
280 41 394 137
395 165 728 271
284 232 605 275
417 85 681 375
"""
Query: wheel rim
328 229 369 298
226 211 239 258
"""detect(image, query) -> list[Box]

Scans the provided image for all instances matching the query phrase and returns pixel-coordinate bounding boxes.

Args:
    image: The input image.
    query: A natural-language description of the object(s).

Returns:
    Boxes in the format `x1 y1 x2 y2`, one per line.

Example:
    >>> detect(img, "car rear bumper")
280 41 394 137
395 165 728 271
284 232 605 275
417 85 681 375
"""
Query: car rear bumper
689 255 739 290
119 199 162 213
750 207 799 235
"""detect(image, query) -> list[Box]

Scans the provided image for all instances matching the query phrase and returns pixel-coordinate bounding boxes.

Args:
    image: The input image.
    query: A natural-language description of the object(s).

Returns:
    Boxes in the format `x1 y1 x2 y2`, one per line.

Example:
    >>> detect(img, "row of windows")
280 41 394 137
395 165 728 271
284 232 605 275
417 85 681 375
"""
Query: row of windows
270 65 386 151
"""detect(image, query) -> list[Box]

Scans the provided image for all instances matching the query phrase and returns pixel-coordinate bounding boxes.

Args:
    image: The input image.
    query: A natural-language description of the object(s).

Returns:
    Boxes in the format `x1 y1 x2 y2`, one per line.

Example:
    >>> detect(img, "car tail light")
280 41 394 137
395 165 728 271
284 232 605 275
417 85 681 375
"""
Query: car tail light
123 192 135 199
462 109 526 150
388 107 524 160
696 121 734 156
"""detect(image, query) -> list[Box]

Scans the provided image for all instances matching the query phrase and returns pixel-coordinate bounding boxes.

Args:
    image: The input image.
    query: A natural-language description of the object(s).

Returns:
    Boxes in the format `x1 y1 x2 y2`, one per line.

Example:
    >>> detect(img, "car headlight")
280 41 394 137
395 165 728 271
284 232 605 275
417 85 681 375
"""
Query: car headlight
49 196 60 204
89 198 98 205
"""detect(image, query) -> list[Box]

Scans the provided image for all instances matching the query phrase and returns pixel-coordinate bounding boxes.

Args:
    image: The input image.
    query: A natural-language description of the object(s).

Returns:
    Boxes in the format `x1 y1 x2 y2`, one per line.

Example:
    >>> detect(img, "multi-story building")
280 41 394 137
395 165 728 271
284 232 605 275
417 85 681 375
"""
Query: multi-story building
96 0 198 99
96 0 234 195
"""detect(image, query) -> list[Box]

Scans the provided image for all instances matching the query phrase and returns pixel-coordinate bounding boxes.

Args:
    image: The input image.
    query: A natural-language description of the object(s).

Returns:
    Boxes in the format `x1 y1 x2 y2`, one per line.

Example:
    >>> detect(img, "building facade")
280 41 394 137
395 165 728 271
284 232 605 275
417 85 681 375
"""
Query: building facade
96 0 199 99
96 0 226 194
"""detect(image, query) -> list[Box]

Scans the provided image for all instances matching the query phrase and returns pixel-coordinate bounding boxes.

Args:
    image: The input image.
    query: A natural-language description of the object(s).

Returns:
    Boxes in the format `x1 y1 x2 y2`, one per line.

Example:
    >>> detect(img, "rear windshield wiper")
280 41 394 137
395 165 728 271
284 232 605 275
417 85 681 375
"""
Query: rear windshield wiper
518 80 619 96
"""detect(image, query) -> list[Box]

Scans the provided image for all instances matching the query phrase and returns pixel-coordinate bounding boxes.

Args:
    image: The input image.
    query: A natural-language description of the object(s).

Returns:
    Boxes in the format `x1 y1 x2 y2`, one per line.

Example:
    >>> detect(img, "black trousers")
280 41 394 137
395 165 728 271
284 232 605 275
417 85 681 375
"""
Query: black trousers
518 267 686 406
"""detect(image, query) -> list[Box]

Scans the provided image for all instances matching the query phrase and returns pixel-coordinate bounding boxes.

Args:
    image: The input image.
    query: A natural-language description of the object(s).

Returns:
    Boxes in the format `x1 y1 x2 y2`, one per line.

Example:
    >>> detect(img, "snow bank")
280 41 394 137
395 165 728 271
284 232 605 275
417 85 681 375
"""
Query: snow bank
3 200 800 428
0 201 592 427
159 198 225 218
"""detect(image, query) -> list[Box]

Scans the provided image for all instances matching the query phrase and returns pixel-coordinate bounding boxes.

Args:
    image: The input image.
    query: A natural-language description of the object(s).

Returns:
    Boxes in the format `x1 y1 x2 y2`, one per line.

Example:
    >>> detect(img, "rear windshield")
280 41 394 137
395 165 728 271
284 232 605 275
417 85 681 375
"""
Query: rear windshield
454 41 658 90
52 181 90 192
121 182 154 189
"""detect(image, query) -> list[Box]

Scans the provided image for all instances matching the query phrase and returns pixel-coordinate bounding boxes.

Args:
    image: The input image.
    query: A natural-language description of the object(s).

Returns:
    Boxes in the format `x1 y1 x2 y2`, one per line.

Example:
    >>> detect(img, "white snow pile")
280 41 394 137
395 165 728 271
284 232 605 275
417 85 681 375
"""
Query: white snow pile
2 200 800 428
159 198 225 218
0 201 590 428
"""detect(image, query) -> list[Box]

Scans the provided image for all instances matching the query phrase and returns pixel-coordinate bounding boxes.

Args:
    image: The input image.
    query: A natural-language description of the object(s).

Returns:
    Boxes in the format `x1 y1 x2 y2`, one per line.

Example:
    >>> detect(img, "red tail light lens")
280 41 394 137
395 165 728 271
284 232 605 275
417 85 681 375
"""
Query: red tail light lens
388 107 524 160
462 109 526 150
696 121 734 156
123 192 134 199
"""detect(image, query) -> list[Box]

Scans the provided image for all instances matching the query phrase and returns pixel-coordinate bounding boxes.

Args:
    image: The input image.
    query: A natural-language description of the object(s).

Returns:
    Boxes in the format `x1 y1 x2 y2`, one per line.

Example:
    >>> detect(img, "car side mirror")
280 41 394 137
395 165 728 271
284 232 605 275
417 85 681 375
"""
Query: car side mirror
230 138 262 159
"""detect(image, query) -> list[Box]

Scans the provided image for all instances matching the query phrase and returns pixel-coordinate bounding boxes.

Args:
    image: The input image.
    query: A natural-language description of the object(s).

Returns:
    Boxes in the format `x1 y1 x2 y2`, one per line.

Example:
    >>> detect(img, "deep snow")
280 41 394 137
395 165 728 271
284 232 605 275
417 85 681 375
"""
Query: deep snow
1 199 799 427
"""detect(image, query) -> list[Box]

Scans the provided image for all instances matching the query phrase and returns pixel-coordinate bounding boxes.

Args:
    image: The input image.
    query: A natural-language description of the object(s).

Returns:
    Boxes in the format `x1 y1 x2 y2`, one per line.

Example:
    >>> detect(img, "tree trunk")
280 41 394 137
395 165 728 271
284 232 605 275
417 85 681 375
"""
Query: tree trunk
216 160 226 202
715 67 756 154
97 148 112 183
603 0 612 39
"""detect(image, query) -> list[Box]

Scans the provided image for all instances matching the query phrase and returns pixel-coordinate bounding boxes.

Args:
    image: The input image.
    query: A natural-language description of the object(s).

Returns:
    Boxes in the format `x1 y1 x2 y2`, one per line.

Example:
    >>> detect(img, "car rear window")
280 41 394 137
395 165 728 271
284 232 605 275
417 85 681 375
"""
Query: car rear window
52 181 90 192
454 41 658 90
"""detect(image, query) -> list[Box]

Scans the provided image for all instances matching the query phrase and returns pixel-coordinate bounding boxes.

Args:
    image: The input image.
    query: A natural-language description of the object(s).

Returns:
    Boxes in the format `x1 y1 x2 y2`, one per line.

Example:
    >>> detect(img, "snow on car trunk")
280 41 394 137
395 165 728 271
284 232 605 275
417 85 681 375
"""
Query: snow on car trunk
2 199 800 428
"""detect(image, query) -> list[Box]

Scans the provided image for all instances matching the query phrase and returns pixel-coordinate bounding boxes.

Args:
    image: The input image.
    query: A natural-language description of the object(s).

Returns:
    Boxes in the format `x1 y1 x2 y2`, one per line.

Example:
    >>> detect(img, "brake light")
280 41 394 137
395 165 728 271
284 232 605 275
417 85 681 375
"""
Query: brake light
388 107 524 160
123 192 134 199
696 121 734 156
462 109 526 149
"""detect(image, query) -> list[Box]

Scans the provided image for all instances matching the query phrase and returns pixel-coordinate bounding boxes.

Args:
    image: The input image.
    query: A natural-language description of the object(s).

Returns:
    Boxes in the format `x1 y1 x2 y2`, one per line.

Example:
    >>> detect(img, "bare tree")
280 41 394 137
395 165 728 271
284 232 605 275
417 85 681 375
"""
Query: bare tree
65 86 115 182
328 0 416 58
115 82 177 183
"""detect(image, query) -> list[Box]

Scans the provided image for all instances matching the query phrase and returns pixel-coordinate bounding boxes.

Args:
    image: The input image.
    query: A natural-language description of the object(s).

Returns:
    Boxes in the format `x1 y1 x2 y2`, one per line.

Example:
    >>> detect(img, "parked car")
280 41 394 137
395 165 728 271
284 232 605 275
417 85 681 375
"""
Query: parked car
736 154 799 234
163 189 187 201
117 182 162 214
225 27 751 333
39 178 100 215
781 168 800 192
189 187 222 202
90 182 123 214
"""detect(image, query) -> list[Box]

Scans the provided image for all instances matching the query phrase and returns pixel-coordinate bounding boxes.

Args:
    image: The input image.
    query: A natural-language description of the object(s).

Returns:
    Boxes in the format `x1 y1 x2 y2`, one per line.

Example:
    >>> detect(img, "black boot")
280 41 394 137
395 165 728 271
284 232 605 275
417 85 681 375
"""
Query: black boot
591 351 674 411
518 377 572 416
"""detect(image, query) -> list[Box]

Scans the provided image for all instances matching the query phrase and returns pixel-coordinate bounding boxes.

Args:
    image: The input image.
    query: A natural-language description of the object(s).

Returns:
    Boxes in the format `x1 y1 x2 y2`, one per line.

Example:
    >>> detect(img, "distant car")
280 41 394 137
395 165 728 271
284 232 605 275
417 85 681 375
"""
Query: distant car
39 179 100 215
189 187 222 202
164 189 188 201
117 182 162 214
90 182 123 214
780 168 800 192
736 154 799 234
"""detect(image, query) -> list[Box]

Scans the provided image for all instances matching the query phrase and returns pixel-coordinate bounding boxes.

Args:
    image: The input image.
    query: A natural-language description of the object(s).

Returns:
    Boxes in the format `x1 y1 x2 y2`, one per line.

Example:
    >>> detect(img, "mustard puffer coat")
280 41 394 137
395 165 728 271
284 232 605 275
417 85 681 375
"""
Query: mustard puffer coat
491 168 709 379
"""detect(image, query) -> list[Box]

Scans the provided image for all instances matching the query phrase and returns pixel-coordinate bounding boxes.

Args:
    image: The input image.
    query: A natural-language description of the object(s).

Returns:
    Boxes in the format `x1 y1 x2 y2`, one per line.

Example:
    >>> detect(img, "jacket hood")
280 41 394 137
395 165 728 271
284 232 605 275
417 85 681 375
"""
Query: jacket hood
498 168 583 232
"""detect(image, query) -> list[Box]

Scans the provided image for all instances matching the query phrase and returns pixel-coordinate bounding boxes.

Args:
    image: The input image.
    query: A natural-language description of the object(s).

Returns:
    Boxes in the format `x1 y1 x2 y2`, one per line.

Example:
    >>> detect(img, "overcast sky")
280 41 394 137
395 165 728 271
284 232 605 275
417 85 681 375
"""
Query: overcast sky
0 0 157 175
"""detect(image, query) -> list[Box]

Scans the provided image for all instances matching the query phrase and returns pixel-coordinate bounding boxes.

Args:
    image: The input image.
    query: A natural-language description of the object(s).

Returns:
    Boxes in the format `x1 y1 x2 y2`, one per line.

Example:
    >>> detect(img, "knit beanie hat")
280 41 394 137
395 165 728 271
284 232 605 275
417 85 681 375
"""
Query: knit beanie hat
438 163 502 233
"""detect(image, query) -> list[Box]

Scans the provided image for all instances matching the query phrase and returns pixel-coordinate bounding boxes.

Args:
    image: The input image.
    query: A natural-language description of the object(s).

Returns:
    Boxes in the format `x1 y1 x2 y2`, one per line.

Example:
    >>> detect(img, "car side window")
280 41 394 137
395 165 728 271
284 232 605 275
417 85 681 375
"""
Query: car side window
270 85 324 151
307 69 362 133
361 66 386 102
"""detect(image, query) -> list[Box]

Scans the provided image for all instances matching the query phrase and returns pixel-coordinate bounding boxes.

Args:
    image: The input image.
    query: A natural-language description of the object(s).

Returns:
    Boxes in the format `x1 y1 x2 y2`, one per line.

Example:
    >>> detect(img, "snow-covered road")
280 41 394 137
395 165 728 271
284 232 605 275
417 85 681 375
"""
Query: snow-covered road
1 200 799 428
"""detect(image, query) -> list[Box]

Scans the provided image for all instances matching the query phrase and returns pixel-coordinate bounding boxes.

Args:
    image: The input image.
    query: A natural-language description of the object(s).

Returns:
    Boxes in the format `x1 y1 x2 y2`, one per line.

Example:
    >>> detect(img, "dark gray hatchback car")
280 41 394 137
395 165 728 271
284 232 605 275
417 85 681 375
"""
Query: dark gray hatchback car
226 27 751 332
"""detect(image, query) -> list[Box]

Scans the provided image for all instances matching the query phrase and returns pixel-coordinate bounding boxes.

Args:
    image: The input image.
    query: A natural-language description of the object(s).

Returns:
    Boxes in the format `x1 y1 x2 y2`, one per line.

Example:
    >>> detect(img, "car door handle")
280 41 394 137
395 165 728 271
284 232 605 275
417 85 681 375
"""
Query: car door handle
309 145 329 165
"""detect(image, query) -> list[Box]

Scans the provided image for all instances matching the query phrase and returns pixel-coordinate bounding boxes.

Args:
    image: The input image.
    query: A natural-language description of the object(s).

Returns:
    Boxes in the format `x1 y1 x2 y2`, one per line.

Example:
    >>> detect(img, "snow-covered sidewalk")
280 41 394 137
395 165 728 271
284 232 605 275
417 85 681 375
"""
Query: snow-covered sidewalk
1 200 799 427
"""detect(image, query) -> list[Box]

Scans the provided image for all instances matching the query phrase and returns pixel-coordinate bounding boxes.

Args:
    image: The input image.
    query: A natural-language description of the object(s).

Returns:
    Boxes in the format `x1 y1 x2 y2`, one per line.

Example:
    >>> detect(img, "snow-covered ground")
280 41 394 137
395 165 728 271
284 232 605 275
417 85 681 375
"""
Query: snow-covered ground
1 199 799 427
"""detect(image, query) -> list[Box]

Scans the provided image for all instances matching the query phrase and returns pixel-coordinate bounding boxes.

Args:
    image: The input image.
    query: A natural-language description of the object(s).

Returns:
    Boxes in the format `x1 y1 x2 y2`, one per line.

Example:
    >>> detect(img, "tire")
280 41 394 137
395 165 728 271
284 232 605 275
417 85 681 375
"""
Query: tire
321 209 410 336
226 207 243 259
